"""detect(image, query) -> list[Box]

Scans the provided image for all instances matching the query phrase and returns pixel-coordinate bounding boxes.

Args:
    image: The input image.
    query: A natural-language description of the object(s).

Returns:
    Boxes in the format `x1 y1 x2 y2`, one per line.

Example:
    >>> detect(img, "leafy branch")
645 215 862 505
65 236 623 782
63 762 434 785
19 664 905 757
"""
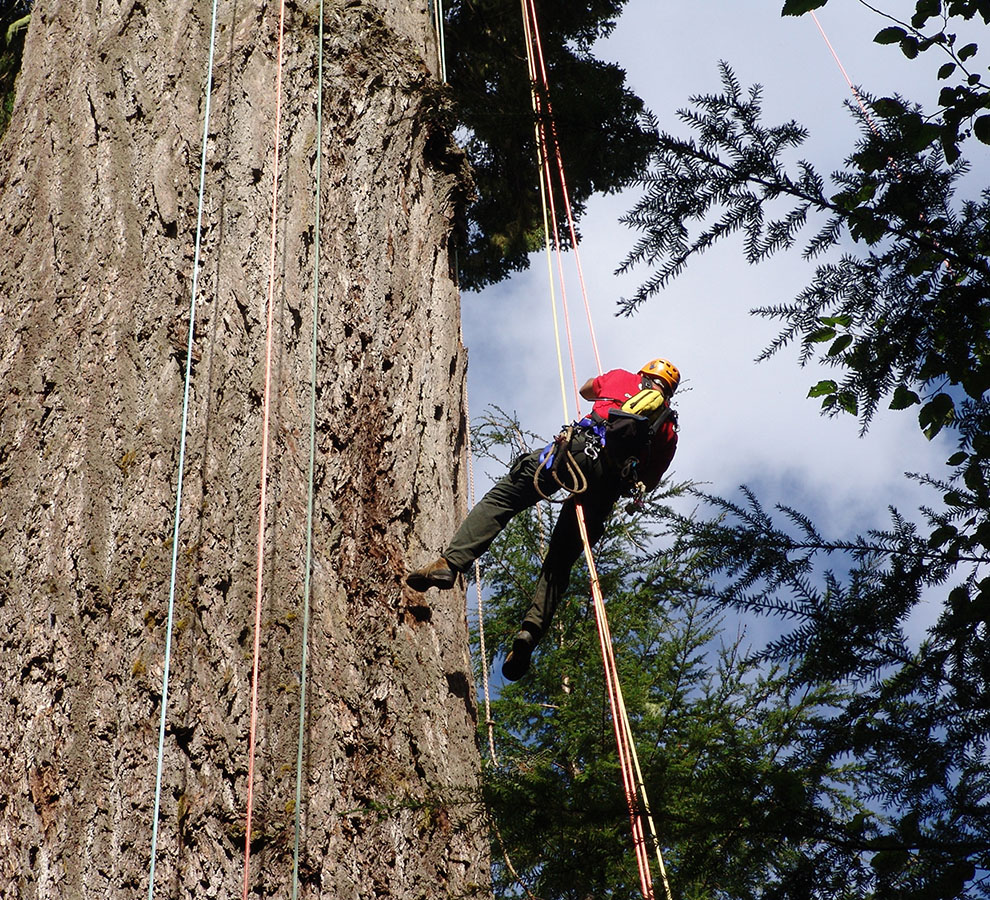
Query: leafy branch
619 63 990 435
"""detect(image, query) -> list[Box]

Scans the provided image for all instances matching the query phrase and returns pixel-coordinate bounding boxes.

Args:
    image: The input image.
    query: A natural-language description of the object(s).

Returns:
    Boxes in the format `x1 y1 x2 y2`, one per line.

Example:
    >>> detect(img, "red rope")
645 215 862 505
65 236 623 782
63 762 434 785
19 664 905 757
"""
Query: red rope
535 110 582 413
576 505 655 899
524 0 602 375
519 3 662 895
521 2 582 413
810 11 880 136
243 0 287 895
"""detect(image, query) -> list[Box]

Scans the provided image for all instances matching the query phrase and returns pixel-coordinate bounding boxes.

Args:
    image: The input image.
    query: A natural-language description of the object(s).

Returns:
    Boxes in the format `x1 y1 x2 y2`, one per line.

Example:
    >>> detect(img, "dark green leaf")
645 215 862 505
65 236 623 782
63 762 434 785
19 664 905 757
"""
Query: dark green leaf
912 0 941 28
827 334 854 356
929 524 959 547
889 385 921 409
903 120 942 152
856 182 878 203
870 846 911 874
958 42 978 61
875 26 908 45
808 379 838 398
962 365 990 398
900 36 921 59
820 314 853 327
873 96 906 117
848 208 887 244
963 461 985 492
949 585 970 609
838 391 858 415
781 0 828 15
946 450 968 466
919 392 956 439
938 62 957 79
974 114 990 144
830 189 856 210
940 126 962 163
806 327 836 343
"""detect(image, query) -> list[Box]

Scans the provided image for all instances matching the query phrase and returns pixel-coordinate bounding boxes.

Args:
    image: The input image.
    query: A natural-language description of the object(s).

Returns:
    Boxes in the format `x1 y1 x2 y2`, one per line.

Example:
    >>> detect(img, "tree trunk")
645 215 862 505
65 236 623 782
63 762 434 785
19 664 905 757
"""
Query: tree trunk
0 0 487 896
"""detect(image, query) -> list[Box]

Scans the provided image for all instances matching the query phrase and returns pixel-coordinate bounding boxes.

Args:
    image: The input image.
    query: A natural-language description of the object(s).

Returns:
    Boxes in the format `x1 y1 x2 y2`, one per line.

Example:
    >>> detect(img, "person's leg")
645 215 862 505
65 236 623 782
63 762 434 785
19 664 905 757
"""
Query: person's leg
443 451 549 571
407 450 556 590
503 486 618 680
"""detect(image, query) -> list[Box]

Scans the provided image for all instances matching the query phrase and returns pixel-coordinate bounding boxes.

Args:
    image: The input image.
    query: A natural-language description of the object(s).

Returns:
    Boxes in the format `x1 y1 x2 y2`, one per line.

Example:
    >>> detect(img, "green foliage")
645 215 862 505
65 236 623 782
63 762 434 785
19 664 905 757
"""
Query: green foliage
444 0 656 290
664 487 990 898
0 1 31 140
613 17 990 894
470 416 872 900
616 60 990 616
618 63 990 436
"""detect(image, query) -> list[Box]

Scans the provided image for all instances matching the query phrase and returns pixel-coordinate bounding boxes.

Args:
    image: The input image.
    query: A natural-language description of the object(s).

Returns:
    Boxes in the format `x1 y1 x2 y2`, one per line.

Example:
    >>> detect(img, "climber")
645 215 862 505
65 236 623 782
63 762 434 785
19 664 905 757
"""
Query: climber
406 358 680 681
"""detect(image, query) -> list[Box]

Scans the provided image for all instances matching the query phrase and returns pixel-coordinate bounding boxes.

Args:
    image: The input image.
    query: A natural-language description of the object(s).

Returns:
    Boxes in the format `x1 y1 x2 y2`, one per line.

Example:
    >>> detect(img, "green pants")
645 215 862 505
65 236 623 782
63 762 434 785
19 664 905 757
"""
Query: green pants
444 433 622 642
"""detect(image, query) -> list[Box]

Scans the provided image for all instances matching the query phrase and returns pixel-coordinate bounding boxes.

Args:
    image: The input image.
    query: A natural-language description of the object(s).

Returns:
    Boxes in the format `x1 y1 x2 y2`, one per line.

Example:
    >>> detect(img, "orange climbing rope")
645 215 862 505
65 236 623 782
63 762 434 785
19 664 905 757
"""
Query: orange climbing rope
810 11 880 135
518 2 672 897
243 0 288 895
523 0 602 376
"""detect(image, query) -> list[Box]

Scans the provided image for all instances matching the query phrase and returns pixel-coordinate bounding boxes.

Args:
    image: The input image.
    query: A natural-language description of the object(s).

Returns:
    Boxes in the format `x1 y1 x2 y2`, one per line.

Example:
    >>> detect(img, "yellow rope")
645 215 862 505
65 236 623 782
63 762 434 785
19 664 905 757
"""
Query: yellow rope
519 2 674 896
520 0 571 423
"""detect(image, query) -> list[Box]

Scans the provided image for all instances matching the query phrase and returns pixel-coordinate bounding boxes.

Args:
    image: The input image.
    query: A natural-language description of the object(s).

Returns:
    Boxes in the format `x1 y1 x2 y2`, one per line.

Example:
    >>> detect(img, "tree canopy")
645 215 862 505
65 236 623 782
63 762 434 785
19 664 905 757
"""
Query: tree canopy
444 0 655 290
471 416 870 900
0 1 655 290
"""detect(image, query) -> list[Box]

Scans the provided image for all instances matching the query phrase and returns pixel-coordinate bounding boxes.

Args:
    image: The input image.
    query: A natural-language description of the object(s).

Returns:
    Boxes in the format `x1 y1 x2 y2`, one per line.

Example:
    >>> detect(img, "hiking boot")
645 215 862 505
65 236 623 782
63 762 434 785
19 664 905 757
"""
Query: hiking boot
502 628 537 681
406 557 457 591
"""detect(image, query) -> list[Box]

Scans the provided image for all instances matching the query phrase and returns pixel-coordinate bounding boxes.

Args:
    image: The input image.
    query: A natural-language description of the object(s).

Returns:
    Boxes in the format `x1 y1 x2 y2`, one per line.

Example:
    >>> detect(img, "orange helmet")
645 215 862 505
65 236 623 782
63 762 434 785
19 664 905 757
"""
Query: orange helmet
639 358 680 395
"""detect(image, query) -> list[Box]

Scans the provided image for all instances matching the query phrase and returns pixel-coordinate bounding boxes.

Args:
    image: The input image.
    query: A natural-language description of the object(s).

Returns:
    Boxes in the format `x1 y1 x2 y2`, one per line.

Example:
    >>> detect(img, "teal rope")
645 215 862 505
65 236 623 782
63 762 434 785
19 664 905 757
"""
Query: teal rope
291 1 323 894
148 0 220 896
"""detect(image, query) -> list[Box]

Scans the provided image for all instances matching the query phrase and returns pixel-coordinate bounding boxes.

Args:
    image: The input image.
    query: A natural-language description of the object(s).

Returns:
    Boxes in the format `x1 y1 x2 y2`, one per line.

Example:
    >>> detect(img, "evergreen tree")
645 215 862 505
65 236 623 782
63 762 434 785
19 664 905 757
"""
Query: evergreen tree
444 0 655 289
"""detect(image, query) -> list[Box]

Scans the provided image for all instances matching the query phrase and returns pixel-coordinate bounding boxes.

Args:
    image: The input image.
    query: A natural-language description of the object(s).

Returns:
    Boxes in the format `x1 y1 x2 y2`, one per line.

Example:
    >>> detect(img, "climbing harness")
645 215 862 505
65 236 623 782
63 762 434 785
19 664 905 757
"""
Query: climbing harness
532 385 676 503
533 424 590 501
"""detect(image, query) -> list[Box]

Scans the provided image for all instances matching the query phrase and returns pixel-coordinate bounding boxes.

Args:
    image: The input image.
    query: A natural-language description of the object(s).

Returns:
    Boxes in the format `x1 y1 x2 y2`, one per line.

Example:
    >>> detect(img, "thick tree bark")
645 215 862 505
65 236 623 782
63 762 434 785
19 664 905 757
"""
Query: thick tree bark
0 0 486 897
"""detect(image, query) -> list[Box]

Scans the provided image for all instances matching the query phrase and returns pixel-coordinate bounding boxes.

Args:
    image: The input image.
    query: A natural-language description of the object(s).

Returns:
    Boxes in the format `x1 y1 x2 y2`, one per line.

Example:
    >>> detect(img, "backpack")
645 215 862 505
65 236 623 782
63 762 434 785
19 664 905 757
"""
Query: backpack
600 388 675 465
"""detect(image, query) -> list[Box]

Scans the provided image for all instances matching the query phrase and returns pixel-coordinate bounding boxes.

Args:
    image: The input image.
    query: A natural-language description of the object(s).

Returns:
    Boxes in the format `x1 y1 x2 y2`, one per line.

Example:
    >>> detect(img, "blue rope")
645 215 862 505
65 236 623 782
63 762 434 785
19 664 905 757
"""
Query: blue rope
148 0 220 895
291 0 324 894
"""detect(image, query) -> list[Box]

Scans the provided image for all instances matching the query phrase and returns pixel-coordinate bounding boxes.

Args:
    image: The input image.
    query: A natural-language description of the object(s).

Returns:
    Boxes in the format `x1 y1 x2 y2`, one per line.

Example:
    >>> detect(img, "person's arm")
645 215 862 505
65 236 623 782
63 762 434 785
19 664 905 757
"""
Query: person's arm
579 377 598 401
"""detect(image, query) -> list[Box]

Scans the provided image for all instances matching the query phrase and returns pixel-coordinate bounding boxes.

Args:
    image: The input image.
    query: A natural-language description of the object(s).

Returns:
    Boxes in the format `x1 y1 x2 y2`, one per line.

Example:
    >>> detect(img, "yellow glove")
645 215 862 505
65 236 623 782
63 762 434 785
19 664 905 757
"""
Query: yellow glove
621 388 667 417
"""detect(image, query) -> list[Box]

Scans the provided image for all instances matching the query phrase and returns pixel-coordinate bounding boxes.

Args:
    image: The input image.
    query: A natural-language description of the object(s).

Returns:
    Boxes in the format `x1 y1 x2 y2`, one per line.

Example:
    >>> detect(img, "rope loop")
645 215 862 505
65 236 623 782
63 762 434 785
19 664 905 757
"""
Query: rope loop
532 426 589 502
